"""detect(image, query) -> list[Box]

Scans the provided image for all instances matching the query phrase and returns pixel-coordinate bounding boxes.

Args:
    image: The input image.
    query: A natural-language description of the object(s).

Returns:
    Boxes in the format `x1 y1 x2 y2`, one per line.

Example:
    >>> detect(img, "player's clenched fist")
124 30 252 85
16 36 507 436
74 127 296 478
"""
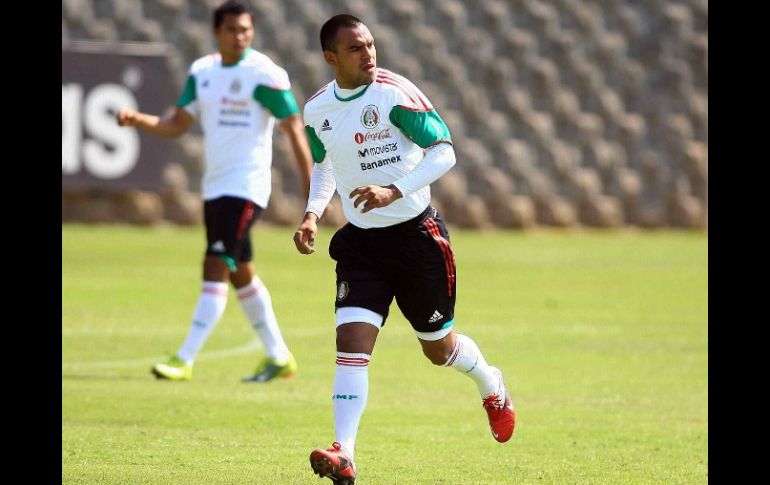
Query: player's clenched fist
116 109 141 127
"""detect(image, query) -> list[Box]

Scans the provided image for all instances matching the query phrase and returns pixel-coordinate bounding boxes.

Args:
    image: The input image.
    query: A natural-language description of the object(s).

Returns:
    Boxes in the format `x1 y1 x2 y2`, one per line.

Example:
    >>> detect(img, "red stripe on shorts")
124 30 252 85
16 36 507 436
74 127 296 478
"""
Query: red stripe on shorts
424 218 456 296
236 201 255 241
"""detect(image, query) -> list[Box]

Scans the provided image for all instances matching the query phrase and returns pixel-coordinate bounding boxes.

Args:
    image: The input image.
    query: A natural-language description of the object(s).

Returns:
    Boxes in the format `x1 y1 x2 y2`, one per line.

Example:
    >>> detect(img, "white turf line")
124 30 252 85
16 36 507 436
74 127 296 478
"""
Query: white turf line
61 339 262 370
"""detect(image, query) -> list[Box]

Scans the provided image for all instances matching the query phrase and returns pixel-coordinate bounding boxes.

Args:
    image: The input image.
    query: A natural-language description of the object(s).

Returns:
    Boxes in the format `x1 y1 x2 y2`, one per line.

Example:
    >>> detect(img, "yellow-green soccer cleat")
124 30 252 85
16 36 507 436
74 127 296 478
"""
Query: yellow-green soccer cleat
242 352 297 382
151 356 193 381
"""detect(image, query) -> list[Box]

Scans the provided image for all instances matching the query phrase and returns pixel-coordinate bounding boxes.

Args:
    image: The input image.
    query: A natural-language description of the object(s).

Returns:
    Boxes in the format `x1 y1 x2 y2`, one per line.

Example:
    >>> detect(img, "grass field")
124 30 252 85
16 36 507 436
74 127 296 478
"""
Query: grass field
62 223 708 484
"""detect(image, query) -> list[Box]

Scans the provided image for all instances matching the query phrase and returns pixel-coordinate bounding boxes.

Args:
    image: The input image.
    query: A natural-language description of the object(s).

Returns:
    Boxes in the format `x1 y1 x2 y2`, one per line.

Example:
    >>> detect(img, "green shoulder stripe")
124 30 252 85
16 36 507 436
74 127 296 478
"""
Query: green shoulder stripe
176 75 196 107
389 106 452 148
305 125 327 163
254 85 300 118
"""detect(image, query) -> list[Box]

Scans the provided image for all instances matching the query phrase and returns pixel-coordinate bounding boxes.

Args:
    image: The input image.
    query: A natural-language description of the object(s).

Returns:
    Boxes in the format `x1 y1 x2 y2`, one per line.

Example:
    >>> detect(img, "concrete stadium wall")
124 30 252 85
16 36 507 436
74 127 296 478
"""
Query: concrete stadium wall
62 0 707 229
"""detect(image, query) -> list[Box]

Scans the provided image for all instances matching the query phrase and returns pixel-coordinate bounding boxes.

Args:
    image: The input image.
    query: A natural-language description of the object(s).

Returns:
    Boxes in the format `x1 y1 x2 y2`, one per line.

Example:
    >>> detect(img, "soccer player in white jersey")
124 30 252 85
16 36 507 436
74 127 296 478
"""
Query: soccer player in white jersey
116 0 313 383
293 15 516 484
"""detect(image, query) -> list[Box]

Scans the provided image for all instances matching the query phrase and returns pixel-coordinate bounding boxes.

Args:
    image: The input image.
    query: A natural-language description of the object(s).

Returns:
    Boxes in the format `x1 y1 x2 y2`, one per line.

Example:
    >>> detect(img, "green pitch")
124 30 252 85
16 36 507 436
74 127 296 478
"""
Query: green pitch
62 224 707 484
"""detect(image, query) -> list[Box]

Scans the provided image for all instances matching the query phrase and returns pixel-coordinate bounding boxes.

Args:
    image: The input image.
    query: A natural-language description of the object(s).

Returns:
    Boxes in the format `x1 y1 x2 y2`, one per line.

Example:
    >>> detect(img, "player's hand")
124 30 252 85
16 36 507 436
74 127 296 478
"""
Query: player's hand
349 184 403 213
294 213 318 255
116 109 141 127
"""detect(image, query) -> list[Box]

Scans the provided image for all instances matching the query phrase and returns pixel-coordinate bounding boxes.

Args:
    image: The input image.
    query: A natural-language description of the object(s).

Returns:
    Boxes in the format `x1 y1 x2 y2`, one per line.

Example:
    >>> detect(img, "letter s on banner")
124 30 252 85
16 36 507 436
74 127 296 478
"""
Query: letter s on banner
83 84 139 179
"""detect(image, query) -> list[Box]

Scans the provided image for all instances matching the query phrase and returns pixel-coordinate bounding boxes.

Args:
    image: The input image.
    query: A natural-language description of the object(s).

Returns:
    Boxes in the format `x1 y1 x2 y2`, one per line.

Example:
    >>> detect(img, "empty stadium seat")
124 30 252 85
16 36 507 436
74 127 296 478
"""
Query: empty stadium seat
62 0 708 228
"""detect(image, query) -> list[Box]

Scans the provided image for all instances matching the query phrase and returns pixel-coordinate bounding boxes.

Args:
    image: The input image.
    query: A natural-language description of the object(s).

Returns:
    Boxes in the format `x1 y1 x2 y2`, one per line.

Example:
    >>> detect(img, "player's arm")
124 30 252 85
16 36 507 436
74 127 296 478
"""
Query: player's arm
117 72 197 138
390 104 455 194
388 142 455 197
116 107 193 138
294 125 335 255
255 82 313 199
279 114 313 199
294 159 336 255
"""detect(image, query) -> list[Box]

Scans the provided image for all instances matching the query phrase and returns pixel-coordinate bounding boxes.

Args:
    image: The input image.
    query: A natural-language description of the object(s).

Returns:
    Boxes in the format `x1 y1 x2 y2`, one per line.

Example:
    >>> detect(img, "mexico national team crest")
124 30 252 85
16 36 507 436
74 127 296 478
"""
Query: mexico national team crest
337 281 350 301
361 104 380 129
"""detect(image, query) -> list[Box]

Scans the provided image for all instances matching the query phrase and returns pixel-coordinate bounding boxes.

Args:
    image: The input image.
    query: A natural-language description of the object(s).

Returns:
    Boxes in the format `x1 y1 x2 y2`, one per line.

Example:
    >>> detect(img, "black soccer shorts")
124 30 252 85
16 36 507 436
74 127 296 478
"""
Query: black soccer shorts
329 205 456 333
203 196 263 270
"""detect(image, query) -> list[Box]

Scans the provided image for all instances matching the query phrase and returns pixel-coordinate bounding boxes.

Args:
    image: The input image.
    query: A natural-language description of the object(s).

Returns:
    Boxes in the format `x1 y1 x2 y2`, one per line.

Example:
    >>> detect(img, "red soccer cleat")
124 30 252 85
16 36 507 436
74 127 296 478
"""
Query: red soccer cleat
483 368 516 443
309 442 357 485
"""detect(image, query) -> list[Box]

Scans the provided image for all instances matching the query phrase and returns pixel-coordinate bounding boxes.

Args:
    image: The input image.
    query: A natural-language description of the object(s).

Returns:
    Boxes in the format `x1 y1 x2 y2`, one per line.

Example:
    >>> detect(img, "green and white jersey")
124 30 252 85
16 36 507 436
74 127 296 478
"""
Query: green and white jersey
176 48 299 207
303 68 452 228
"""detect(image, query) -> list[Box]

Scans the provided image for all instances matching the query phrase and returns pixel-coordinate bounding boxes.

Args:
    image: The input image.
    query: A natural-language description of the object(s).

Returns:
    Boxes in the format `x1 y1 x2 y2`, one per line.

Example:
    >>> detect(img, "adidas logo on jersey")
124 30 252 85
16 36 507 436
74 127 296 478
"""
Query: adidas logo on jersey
321 119 332 131
210 240 226 252
428 310 443 324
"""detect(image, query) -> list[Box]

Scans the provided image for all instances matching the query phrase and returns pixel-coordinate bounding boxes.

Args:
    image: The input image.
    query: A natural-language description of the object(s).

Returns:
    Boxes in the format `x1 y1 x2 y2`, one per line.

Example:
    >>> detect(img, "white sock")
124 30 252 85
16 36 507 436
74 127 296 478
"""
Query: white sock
177 281 229 364
445 333 500 398
333 352 370 459
236 276 290 362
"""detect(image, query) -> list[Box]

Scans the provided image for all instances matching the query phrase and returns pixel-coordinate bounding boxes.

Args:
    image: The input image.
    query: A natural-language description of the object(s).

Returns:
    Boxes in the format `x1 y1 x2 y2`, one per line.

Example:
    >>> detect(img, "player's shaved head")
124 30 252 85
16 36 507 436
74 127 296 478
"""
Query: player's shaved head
320 14 365 53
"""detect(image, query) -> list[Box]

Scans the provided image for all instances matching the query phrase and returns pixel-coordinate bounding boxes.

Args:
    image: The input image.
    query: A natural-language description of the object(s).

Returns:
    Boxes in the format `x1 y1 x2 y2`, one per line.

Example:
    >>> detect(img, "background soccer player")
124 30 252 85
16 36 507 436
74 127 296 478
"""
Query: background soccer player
116 0 313 382
293 14 516 484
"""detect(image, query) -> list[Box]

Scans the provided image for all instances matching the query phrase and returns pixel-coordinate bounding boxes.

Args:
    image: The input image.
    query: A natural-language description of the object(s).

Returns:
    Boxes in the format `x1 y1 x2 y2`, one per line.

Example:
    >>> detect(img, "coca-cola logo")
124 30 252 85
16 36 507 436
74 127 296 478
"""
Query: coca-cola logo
354 128 392 144
221 96 247 106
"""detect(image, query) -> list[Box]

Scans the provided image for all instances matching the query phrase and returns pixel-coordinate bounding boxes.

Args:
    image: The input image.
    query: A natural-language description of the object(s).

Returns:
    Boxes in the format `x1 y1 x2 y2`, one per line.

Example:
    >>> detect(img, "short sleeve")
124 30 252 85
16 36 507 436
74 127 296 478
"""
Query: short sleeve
304 125 327 163
379 70 452 148
253 86 300 118
389 107 452 148
176 75 196 108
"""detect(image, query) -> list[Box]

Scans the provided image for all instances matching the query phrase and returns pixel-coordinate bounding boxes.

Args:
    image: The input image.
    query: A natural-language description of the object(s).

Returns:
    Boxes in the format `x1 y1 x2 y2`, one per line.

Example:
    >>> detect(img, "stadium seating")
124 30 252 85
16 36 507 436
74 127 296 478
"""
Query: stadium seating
62 0 707 228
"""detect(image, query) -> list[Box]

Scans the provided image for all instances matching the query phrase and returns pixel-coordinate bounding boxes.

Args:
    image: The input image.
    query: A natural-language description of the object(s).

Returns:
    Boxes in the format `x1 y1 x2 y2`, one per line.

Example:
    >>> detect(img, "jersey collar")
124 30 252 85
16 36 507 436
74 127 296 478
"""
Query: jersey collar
333 81 371 102
221 47 253 67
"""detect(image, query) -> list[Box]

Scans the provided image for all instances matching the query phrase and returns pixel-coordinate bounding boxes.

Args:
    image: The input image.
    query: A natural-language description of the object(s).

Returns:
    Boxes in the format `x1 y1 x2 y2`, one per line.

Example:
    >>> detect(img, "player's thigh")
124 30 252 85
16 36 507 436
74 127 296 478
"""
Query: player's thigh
394 219 457 333
395 266 456 334
330 225 395 323
238 206 264 262
204 196 262 261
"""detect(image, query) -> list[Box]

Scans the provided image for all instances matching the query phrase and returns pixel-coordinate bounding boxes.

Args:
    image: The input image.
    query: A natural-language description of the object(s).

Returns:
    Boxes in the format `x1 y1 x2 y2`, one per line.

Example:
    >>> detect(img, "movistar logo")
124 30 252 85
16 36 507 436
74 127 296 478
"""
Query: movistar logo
358 142 397 158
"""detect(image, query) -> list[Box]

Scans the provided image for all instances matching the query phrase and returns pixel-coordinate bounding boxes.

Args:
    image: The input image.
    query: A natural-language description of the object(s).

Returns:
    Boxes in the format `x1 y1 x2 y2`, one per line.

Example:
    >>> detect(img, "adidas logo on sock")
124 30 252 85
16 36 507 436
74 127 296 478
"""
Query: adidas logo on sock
428 310 443 324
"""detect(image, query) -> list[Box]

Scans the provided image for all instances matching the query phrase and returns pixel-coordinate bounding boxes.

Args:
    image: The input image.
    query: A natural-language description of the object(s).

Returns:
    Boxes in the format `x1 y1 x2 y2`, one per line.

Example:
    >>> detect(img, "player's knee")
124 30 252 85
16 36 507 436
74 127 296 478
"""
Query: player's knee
336 330 357 351
335 322 378 354
422 346 451 366
203 256 229 281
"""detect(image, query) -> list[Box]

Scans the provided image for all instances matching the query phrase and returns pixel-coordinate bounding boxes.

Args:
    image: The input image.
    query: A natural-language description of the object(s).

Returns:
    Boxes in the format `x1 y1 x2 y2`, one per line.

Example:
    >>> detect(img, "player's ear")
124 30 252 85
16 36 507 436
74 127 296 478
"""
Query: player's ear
323 50 337 67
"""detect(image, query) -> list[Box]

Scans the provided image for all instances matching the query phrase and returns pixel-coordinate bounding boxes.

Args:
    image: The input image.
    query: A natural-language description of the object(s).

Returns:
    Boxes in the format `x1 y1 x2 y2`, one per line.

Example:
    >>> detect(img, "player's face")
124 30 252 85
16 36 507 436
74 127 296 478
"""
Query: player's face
214 13 254 63
326 25 376 89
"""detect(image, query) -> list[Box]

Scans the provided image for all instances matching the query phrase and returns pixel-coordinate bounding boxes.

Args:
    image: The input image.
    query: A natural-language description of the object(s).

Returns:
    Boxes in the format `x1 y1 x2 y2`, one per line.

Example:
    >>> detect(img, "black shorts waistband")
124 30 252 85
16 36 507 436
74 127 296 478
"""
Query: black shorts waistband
348 205 435 233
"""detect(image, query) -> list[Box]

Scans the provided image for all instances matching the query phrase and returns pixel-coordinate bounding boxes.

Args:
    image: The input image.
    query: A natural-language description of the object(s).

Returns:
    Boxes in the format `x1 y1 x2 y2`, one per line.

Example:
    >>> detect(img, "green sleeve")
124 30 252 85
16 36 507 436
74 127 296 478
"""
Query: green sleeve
175 75 196 107
253 85 300 118
389 106 452 148
304 125 327 163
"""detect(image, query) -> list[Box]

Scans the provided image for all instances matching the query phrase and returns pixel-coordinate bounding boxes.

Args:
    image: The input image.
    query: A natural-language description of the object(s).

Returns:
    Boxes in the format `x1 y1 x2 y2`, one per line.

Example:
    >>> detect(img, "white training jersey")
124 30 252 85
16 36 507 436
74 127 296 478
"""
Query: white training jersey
303 68 452 228
176 48 300 207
